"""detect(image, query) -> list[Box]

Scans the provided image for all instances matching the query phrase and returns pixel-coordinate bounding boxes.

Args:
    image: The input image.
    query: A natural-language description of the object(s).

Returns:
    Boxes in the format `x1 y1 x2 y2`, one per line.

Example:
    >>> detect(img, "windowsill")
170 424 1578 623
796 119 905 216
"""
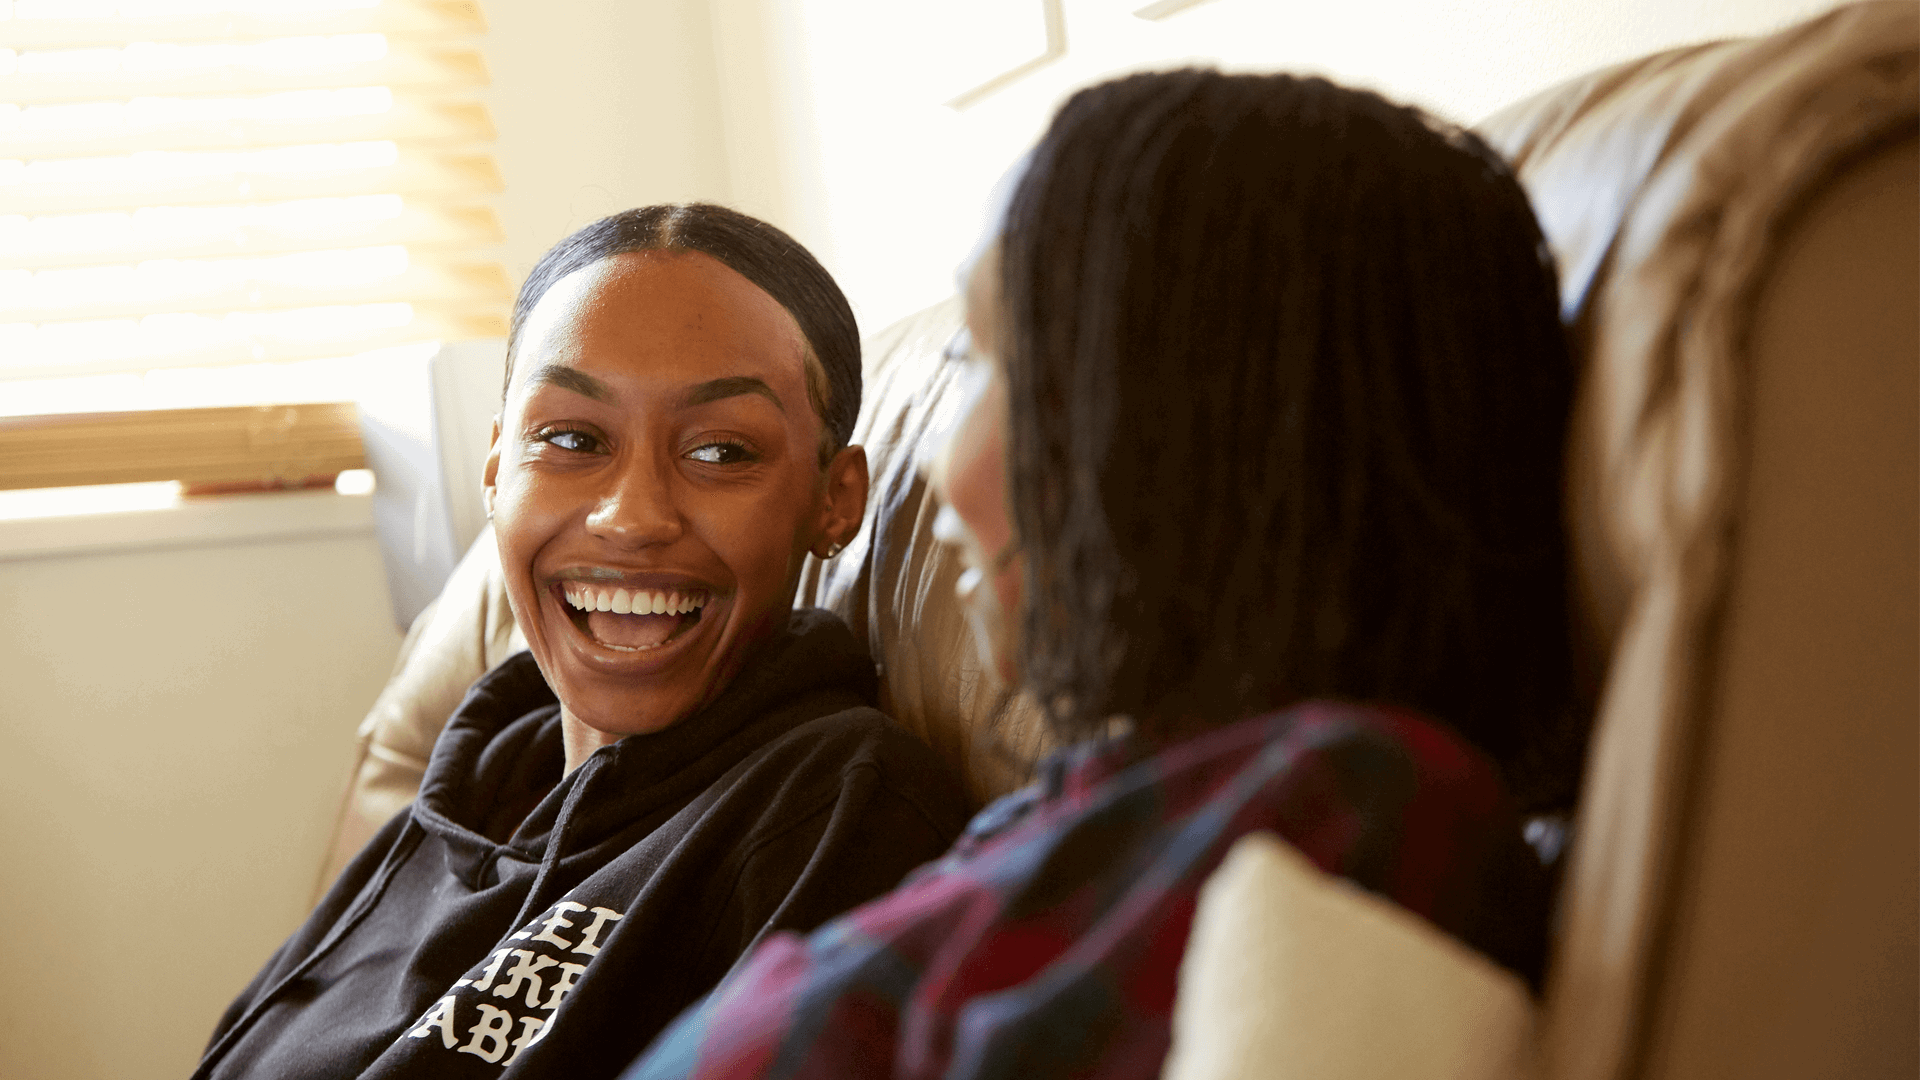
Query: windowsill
0 485 376 562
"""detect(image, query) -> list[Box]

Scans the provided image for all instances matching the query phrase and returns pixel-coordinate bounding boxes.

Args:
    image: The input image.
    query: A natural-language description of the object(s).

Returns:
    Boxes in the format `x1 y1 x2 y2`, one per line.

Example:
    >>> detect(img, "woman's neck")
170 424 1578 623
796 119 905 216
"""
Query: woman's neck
561 709 626 775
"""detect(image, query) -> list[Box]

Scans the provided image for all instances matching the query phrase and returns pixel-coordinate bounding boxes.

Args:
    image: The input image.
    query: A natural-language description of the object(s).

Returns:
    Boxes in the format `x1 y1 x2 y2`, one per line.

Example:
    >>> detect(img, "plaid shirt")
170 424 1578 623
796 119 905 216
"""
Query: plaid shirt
624 701 1545 1080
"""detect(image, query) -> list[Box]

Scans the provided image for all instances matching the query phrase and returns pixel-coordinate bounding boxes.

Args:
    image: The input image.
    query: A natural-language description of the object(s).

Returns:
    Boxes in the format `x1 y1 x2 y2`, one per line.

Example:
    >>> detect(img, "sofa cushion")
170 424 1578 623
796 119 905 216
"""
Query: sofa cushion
315 527 524 891
791 297 1057 803
1162 832 1535 1080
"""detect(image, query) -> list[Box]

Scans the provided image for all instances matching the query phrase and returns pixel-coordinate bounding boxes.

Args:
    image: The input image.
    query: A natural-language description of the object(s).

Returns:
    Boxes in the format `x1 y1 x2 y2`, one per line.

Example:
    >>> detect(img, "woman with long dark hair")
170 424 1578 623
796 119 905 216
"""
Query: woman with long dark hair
624 69 1583 1080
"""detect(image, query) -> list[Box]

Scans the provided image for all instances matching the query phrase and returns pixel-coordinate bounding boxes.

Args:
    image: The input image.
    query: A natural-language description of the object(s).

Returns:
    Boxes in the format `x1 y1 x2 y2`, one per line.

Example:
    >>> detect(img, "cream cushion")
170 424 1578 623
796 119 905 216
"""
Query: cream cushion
1161 833 1535 1080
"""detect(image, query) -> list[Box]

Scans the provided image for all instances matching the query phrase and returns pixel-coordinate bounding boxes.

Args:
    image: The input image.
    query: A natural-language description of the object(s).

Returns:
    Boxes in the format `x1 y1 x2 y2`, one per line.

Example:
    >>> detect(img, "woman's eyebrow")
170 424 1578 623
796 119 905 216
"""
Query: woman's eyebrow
684 376 785 413
526 363 614 403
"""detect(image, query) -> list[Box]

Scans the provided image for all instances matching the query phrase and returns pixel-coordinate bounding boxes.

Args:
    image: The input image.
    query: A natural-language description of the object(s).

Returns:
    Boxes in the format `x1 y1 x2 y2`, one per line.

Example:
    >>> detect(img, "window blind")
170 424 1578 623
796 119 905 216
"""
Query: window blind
0 0 509 396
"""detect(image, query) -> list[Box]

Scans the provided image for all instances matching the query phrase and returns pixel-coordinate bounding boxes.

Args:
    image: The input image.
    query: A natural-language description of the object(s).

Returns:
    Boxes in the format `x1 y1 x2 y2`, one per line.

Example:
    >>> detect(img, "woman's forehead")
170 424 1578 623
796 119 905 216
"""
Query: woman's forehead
510 250 809 399
961 242 1004 357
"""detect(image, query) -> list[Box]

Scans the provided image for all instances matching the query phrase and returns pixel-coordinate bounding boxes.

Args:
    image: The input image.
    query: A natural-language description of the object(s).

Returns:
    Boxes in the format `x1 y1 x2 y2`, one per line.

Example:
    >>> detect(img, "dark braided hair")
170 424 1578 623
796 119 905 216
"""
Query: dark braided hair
505 203 861 463
1000 69 1583 810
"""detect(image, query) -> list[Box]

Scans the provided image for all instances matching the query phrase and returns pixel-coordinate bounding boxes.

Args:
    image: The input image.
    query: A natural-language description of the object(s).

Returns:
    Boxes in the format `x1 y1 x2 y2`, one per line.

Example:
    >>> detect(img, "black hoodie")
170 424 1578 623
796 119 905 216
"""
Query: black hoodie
196 609 969 1079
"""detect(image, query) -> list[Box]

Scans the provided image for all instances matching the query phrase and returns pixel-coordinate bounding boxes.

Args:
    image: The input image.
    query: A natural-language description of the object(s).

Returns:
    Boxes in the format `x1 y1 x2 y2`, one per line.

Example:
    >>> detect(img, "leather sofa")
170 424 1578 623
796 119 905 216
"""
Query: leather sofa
318 4 1918 1075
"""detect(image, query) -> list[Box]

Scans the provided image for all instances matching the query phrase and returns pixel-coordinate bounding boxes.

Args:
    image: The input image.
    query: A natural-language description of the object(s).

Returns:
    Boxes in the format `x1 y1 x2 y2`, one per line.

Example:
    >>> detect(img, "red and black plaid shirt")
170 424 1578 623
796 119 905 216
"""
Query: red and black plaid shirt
624 700 1549 1080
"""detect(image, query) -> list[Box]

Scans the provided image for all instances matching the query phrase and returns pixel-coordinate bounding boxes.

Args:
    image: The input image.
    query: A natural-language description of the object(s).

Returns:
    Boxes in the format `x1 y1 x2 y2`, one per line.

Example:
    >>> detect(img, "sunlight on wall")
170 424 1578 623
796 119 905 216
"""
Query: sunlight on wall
748 0 1852 338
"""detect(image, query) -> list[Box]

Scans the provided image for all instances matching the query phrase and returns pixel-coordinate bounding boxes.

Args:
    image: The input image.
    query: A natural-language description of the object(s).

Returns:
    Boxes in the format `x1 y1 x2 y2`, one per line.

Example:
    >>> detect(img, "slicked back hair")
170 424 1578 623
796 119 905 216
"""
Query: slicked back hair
1000 69 1583 810
504 203 861 463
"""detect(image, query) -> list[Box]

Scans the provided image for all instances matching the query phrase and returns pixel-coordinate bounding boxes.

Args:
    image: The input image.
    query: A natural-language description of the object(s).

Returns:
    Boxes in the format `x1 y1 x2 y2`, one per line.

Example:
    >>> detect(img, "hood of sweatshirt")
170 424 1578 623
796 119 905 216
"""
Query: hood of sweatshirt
411 607 881 895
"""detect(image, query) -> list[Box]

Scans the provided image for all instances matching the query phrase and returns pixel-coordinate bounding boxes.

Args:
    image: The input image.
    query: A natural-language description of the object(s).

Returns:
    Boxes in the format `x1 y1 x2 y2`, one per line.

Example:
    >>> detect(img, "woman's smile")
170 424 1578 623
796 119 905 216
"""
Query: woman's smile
560 582 708 647
549 571 717 656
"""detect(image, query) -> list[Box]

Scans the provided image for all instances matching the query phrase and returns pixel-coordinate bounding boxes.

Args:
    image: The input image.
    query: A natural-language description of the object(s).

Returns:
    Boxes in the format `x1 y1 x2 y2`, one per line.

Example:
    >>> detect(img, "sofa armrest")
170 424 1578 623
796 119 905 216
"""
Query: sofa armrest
313 526 523 894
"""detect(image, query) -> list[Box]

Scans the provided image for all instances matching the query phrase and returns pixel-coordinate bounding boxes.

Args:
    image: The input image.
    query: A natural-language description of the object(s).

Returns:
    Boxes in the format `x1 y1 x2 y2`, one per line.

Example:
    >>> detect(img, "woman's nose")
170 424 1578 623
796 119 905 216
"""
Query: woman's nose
584 454 684 548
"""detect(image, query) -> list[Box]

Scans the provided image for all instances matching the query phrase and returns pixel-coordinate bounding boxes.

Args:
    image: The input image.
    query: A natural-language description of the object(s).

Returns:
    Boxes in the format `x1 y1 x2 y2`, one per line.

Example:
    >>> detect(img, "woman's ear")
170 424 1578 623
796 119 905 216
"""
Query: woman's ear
812 445 869 558
482 414 502 521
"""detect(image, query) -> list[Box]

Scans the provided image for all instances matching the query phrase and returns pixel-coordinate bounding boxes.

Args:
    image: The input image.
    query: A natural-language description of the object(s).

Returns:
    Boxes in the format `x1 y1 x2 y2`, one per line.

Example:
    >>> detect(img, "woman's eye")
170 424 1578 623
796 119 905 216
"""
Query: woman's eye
687 441 752 465
540 429 601 453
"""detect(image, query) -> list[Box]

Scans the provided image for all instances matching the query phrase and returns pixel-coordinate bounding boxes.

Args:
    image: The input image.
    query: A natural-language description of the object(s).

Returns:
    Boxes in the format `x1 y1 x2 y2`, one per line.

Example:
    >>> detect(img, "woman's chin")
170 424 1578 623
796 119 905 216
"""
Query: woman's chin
537 590 797 745
953 565 1021 691
540 601 728 738
559 696 691 741
957 600 1016 692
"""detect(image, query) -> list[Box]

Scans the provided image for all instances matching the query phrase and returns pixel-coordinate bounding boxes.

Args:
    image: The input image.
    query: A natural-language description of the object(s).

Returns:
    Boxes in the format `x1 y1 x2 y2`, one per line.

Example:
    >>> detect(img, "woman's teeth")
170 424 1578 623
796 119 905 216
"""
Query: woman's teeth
563 586 705 616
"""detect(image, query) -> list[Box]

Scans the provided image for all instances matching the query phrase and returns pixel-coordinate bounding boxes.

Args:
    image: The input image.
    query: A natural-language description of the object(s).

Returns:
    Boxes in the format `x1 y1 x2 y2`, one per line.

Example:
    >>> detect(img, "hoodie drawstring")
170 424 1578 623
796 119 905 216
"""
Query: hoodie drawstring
510 755 602 928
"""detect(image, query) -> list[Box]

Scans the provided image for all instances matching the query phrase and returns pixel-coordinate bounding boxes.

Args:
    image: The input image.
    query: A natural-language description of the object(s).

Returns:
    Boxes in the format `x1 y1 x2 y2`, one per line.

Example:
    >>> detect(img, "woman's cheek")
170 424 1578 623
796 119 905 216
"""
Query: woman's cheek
946 390 1016 559
491 458 566 620
945 376 1022 684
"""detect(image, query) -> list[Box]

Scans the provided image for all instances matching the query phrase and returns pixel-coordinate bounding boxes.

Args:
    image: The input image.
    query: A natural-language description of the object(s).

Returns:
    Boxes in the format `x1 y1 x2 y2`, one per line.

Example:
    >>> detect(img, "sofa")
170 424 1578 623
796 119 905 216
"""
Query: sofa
318 4 1918 1076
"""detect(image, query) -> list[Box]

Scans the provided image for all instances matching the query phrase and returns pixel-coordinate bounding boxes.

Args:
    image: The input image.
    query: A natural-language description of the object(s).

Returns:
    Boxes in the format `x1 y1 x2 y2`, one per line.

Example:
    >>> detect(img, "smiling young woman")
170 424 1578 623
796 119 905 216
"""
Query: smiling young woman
193 205 971 1080
488 246 866 768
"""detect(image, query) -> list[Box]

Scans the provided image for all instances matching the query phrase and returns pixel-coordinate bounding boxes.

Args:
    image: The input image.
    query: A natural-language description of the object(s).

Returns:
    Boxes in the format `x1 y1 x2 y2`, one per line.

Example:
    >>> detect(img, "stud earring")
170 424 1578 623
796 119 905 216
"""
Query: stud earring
823 542 844 559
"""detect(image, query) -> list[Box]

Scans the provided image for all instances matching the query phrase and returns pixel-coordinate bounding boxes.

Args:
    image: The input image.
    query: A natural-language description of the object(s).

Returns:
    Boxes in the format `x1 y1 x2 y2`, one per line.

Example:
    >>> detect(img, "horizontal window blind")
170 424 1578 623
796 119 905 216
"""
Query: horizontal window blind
0 0 509 398
0 400 363 489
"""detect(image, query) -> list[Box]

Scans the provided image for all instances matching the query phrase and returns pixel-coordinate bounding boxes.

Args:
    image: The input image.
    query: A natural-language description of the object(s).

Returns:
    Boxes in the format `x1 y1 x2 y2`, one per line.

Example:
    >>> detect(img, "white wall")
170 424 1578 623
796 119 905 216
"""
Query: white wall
733 0 1854 337
0 496 401 1080
489 0 1856 339
484 0 732 287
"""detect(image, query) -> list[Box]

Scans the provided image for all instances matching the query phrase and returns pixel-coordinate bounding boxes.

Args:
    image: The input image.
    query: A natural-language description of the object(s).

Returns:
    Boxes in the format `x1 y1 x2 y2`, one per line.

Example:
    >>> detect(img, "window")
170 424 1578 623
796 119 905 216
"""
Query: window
0 0 507 491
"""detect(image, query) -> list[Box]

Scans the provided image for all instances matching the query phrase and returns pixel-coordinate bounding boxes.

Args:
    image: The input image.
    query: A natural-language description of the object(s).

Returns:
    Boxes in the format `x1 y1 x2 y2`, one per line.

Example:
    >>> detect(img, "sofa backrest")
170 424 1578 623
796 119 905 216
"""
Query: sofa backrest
790 299 1057 804
1476 4 1917 1076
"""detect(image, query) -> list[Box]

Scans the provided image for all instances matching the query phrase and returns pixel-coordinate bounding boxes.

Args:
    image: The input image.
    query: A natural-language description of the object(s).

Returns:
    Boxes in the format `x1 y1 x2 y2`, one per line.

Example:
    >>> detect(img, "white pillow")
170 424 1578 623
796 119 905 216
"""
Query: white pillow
1162 832 1536 1080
